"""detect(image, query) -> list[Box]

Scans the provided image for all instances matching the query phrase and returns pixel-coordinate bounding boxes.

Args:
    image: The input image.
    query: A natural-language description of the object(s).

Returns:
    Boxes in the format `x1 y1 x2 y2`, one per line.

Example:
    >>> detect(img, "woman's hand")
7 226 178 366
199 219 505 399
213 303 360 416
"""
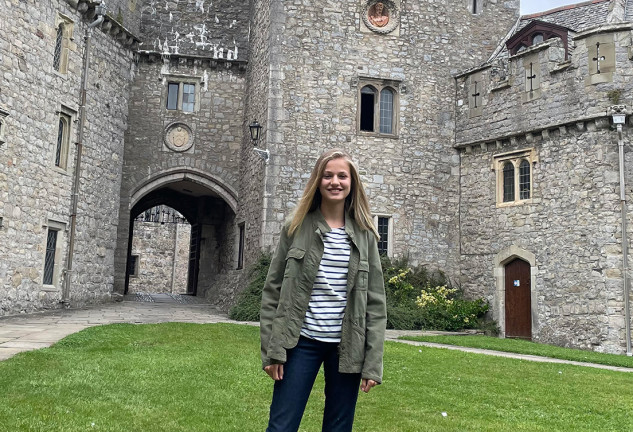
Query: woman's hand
360 378 377 393
264 363 284 381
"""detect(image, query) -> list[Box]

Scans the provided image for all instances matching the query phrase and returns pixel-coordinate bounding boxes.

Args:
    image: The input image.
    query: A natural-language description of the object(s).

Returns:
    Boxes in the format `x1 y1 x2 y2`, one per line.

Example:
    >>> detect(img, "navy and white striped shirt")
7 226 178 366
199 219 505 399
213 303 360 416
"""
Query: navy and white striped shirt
301 227 351 343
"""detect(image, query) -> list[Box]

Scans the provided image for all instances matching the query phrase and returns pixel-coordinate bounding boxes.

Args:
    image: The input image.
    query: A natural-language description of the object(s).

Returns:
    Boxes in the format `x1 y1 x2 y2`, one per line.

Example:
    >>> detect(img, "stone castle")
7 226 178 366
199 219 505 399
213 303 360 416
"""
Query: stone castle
2 0 632 354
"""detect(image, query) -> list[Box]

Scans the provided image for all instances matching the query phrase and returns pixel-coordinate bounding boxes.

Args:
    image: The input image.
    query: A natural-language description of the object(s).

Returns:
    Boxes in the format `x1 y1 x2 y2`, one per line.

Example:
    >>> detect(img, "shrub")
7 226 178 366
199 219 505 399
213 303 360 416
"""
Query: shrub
382 256 491 331
228 253 271 321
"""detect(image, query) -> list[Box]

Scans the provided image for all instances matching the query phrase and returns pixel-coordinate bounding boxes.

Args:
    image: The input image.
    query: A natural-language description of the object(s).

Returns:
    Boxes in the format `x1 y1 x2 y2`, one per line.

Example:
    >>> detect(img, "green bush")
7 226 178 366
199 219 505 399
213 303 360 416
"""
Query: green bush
382 256 491 331
228 253 493 332
228 253 271 321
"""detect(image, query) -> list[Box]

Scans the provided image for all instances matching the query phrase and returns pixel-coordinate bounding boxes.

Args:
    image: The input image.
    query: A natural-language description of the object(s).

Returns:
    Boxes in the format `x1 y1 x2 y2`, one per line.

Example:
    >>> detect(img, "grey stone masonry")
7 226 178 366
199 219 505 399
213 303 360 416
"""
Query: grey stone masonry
253 0 519 274
455 23 633 353
0 0 135 316
138 0 250 60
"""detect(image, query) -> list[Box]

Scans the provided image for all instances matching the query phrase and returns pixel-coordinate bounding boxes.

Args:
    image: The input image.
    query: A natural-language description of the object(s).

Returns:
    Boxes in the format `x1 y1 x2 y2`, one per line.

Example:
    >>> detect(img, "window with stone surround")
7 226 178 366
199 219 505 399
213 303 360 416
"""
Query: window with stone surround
43 221 65 287
358 79 399 137
165 79 199 113
54 107 75 170
0 108 8 146
374 215 393 256
494 148 537 206
53 14 74 74
469 0 483 14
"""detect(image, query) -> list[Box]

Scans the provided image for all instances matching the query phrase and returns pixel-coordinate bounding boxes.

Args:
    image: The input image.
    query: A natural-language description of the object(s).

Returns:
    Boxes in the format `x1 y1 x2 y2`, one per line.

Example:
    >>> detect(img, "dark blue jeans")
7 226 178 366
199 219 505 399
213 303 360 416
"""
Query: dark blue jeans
266 336 361 432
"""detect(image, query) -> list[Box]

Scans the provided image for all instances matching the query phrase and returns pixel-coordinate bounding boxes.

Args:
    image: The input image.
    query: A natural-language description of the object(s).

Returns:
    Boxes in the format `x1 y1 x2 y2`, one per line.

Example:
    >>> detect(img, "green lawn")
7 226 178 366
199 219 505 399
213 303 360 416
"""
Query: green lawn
0 323 631 431
401 334 633 369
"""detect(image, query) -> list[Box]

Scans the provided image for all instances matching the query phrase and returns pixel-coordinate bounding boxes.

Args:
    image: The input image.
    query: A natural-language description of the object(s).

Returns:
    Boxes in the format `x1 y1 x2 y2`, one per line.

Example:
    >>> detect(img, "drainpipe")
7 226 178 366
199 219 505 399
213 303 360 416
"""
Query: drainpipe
609 105 632 356
62 2 106 305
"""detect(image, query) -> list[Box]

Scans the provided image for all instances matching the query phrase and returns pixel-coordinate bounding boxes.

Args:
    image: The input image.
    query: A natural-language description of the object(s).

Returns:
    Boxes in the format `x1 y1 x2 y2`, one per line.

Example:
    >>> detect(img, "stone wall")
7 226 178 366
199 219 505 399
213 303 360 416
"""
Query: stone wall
254 0 519 275
128 220 190 293
138 0 249 59
0 0 134 315
456 25 633 353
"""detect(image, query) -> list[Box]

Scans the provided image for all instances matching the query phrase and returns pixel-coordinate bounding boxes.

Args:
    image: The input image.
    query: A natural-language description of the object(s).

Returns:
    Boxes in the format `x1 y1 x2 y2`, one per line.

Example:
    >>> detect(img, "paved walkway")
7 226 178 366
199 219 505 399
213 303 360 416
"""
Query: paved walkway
1 296 631 373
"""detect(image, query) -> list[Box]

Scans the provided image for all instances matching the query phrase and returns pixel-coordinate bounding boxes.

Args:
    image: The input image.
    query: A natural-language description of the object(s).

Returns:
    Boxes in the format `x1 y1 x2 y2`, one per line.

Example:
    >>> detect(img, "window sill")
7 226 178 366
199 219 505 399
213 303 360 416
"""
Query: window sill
358 131 399 140
41 285 60 292
496 199 532 208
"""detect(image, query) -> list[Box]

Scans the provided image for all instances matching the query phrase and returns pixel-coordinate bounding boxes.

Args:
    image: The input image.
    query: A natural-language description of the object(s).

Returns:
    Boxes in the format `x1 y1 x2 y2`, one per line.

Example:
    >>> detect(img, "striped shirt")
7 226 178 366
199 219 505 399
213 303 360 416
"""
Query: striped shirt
301 227 351 343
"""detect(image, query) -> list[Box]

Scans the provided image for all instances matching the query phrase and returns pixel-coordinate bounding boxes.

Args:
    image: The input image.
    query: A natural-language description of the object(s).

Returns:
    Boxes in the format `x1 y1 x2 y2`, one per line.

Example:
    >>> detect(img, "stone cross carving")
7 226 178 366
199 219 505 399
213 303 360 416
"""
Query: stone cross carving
471 81 481 108
593 42 606 74
526 62 537 92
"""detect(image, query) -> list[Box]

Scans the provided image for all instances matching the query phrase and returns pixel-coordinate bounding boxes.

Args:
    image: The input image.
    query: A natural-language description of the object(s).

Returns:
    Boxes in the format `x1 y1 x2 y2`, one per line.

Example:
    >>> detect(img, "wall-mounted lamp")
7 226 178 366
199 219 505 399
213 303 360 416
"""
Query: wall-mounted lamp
249 120 269 161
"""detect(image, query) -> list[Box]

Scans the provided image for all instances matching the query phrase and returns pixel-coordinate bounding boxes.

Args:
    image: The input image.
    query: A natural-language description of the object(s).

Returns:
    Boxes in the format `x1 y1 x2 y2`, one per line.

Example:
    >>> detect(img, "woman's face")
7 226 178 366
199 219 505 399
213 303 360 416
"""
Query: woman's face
376 3 384 13
319 158 352 206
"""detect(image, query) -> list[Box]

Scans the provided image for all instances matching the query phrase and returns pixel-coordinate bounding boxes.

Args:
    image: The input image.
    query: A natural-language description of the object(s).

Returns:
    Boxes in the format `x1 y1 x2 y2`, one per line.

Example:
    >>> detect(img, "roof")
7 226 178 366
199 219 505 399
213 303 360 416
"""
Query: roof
519 0 611 32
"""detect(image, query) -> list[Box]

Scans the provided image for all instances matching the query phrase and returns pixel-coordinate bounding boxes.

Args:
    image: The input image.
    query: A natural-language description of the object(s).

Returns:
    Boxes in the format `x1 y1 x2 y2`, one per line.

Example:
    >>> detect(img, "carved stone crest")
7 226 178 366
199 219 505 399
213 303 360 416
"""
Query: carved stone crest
164 122 194 152
362 0 399 34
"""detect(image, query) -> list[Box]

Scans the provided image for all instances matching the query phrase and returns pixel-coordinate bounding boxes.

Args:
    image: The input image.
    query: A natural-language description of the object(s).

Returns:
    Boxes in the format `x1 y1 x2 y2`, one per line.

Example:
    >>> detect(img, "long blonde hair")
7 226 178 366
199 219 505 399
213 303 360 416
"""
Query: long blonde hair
288 149 379 238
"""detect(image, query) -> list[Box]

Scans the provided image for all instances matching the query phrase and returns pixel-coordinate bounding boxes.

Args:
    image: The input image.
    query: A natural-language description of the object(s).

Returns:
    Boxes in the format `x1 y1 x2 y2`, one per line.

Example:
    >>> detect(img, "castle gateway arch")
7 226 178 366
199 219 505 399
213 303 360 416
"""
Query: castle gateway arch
114 170 242 302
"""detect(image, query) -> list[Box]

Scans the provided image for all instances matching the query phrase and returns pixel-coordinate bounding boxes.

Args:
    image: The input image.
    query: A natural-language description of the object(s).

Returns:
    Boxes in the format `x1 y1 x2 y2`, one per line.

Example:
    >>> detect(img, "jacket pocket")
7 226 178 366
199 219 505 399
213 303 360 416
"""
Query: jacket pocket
283 247 305 278
356 260 369 290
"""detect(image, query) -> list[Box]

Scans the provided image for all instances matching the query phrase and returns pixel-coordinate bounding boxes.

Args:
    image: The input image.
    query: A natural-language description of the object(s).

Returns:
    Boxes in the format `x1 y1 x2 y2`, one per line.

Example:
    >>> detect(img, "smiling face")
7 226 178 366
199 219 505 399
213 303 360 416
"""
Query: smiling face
319 157 352 207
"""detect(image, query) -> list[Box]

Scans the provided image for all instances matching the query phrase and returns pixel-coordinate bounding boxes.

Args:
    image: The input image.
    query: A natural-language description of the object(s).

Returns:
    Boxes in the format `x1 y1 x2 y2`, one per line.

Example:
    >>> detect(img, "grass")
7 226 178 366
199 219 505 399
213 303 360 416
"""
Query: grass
0 323 631 431
400 334 633 369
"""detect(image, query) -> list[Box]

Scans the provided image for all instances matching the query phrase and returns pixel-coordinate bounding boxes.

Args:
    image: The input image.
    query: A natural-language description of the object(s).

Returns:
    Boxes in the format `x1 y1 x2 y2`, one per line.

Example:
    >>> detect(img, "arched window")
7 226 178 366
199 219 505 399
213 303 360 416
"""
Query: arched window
519 159 530 199
532 33 544 45
55 112 71 169
360 86 377 132
379 88 394 134
53 23 64 72
503 162 515 202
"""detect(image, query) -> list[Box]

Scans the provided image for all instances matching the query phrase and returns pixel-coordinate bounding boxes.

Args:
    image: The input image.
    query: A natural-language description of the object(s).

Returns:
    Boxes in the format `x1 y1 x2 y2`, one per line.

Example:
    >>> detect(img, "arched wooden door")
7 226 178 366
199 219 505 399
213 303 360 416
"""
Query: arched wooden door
505 258 532 339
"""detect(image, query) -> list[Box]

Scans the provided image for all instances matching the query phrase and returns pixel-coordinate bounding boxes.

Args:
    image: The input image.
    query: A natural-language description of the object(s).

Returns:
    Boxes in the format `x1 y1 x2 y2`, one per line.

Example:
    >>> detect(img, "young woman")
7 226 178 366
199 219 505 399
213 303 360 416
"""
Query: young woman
260 149 387 432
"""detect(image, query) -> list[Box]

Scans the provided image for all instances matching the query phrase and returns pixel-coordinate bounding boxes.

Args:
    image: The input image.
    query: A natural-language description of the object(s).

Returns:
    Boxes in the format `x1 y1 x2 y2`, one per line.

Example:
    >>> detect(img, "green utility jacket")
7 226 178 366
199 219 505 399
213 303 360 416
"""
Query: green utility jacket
260 210 387 384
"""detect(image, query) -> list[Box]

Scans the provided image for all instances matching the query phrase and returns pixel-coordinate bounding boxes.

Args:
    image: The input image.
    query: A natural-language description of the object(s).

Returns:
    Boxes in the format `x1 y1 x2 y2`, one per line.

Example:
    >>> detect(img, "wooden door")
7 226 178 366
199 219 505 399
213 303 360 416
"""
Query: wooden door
505 258 532 339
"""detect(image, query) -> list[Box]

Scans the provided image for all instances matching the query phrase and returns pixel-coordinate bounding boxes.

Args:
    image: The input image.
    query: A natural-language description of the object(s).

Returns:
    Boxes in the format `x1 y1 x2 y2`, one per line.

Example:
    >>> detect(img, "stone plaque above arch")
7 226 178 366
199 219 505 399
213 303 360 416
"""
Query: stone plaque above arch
164 122 194 152
361 0 400 36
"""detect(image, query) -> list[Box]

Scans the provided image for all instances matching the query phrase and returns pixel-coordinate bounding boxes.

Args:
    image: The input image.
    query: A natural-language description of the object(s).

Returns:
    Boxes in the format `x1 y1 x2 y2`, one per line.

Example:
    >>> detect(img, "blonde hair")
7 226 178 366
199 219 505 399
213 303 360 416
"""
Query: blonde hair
288 149 379 238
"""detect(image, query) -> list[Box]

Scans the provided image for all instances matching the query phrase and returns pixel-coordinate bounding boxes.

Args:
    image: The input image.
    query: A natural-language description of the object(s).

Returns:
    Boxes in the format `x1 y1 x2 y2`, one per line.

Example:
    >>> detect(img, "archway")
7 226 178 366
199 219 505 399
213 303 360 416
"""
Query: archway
122 171 238 298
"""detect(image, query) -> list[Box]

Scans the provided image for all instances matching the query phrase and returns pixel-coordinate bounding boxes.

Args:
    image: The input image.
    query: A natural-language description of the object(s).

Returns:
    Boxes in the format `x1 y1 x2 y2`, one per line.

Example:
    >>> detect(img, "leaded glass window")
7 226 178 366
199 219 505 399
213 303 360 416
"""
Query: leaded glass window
377 217 389 255
379 88 394 134
182 83 195 112
519 159 530 200
53 24 64 72
43 229 58 285
55 118 64 167
503 162 515 202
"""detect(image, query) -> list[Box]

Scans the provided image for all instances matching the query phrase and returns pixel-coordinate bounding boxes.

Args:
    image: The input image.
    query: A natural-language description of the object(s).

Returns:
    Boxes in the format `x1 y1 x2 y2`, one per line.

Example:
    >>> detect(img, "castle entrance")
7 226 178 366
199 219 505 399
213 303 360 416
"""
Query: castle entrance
122 175 238 299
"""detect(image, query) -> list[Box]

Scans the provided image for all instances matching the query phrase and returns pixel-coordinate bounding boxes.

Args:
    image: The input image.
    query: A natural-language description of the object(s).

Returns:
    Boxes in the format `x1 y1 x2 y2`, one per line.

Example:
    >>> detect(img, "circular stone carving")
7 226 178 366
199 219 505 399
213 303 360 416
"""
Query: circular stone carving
164 122 194 152
363 0 400 34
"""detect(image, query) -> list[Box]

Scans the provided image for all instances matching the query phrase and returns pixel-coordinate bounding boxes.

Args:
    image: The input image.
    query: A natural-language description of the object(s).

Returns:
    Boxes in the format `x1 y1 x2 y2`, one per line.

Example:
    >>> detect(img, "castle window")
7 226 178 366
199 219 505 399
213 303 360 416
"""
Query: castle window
494 148 537 207
374 215 393 256
0 108 8 145
503 162 515 202
165 80 199 112
43 221 65 287
506 20 569 59
52 14 74 74
358 79 399 137
469 0 483 14
55 110 73 170
519 160 531 199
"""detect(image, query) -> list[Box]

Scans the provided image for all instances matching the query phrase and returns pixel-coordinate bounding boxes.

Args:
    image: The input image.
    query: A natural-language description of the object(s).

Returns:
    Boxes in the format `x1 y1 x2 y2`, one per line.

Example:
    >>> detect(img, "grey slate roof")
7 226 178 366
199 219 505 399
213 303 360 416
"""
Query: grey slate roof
518 0 611 32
